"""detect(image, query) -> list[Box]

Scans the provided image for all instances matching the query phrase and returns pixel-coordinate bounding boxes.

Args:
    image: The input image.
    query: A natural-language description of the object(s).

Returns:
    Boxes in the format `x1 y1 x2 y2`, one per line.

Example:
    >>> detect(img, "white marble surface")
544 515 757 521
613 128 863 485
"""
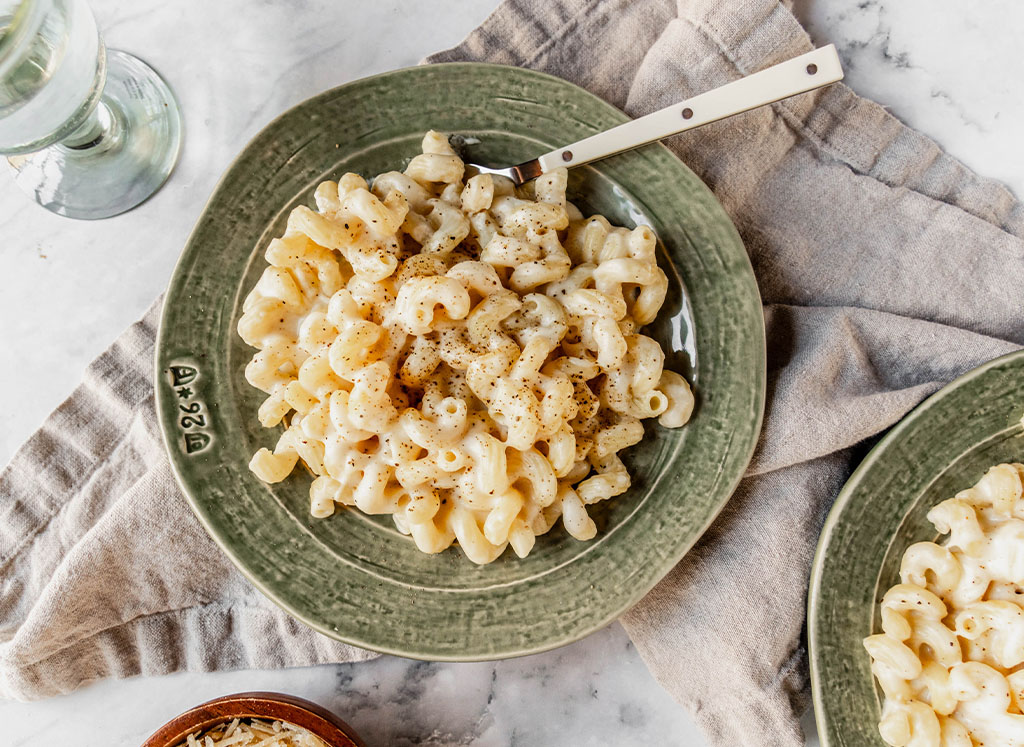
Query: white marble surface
1 0 1021 745
793 0 1024 200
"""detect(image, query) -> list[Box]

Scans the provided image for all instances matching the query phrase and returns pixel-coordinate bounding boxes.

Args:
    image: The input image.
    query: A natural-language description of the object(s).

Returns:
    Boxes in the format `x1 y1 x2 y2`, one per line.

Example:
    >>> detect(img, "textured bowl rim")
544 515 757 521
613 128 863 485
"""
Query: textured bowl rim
807 347 1024 745
155 61 766 661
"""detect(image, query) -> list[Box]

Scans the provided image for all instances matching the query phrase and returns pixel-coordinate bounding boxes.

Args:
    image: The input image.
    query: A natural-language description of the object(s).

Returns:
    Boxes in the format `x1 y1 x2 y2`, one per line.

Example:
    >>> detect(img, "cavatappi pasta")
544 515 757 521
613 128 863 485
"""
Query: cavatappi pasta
237 131 694 564
865 462 1024 746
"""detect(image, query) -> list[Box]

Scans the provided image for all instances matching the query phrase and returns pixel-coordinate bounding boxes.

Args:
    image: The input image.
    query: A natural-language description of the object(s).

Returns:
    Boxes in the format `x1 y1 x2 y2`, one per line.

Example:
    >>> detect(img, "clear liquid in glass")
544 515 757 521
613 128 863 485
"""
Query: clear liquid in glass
0 0 102 154
0 0 182 218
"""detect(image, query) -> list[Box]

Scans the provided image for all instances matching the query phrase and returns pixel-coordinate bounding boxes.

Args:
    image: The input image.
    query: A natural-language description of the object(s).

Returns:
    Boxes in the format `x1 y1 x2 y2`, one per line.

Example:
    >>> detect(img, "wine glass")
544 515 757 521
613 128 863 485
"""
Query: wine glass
0 0 181 219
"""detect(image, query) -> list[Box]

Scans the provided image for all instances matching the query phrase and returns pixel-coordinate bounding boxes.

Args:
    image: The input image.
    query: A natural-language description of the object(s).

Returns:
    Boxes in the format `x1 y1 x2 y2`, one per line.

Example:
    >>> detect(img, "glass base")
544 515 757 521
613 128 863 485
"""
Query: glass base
7 49 182 220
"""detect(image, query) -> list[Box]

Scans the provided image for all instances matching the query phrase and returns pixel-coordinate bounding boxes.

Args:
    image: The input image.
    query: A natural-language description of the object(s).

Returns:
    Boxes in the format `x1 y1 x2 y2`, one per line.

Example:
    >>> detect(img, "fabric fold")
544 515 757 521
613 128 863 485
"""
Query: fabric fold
0 301 375 702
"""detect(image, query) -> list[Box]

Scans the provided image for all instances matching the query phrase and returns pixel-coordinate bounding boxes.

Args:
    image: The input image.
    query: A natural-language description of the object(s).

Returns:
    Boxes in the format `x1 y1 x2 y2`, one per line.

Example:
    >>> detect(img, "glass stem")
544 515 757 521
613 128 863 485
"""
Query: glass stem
60 98 122 153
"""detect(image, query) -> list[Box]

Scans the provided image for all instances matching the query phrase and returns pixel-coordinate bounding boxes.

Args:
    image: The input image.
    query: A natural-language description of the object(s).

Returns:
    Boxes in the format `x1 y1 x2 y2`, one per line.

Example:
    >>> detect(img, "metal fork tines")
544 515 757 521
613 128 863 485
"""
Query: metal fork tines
462 158 543 186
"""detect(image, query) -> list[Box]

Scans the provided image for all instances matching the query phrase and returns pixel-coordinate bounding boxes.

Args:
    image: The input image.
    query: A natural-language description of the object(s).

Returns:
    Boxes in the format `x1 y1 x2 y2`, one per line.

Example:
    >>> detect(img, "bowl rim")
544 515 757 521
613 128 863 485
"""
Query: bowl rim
140 691 365 747
154 60 766 660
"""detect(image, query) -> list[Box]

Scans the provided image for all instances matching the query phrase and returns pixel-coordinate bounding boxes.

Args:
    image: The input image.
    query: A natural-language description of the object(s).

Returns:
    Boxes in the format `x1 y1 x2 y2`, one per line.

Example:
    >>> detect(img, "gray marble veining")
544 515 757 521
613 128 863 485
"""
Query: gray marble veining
793 0 1024 198
2 624 707 746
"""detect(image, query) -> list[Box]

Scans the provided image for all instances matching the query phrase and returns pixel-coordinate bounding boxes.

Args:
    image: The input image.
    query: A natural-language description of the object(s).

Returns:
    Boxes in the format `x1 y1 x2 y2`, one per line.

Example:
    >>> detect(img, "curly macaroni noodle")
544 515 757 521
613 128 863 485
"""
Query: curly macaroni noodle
237 131 694 564
865 463 1024 746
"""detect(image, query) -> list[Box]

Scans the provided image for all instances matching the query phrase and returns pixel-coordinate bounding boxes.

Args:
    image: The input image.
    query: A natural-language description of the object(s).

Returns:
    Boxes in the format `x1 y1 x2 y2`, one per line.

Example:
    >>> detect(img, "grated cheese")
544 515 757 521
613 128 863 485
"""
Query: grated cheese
175 718 329 747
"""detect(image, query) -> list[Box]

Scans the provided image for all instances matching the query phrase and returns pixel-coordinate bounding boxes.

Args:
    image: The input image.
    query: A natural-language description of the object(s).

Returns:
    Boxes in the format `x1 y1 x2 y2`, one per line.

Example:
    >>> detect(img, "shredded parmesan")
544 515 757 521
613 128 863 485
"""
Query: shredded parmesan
175 719 329 747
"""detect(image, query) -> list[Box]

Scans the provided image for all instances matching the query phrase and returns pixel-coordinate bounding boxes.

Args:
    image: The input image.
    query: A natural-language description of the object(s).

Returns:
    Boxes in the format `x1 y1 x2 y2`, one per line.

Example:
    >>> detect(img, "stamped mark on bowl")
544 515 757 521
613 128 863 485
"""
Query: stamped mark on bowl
166 363 213 454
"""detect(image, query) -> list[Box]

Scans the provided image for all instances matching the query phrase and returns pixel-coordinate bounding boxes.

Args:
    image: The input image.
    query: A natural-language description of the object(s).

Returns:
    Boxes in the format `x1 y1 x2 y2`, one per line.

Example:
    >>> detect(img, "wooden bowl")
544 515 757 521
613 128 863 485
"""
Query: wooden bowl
141 692 365 747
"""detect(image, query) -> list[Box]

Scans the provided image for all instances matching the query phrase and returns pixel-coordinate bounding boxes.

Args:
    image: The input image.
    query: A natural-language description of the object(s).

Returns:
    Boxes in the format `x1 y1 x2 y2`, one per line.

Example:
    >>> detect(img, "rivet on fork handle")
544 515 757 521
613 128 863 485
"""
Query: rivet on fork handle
463 45 843 185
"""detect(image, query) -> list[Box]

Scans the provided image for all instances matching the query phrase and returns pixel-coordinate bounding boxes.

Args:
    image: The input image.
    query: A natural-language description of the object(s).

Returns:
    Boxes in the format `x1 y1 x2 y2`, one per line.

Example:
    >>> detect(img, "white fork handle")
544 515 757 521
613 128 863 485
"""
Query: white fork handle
534 45 843 173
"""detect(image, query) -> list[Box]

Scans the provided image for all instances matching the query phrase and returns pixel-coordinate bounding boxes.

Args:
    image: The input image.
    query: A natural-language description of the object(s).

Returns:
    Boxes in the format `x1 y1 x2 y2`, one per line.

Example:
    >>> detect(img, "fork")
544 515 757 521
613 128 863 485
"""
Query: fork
465 45 843 185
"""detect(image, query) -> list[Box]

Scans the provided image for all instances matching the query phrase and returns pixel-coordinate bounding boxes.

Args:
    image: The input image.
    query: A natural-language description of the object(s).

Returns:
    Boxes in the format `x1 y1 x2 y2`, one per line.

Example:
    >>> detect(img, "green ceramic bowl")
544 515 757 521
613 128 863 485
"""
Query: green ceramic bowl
809 349 1024 745
155 63 765 659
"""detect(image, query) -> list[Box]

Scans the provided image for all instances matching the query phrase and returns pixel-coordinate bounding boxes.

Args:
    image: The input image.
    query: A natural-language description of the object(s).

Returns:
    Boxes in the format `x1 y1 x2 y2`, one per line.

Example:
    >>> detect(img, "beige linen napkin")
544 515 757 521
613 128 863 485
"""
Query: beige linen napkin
3 0 1023 744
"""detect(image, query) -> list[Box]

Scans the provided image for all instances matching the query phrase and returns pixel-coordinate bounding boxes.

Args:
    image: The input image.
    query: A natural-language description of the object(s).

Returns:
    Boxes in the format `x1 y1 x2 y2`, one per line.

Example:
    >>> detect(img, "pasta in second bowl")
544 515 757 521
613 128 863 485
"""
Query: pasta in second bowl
157 63 764 658
809 350 1024 746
